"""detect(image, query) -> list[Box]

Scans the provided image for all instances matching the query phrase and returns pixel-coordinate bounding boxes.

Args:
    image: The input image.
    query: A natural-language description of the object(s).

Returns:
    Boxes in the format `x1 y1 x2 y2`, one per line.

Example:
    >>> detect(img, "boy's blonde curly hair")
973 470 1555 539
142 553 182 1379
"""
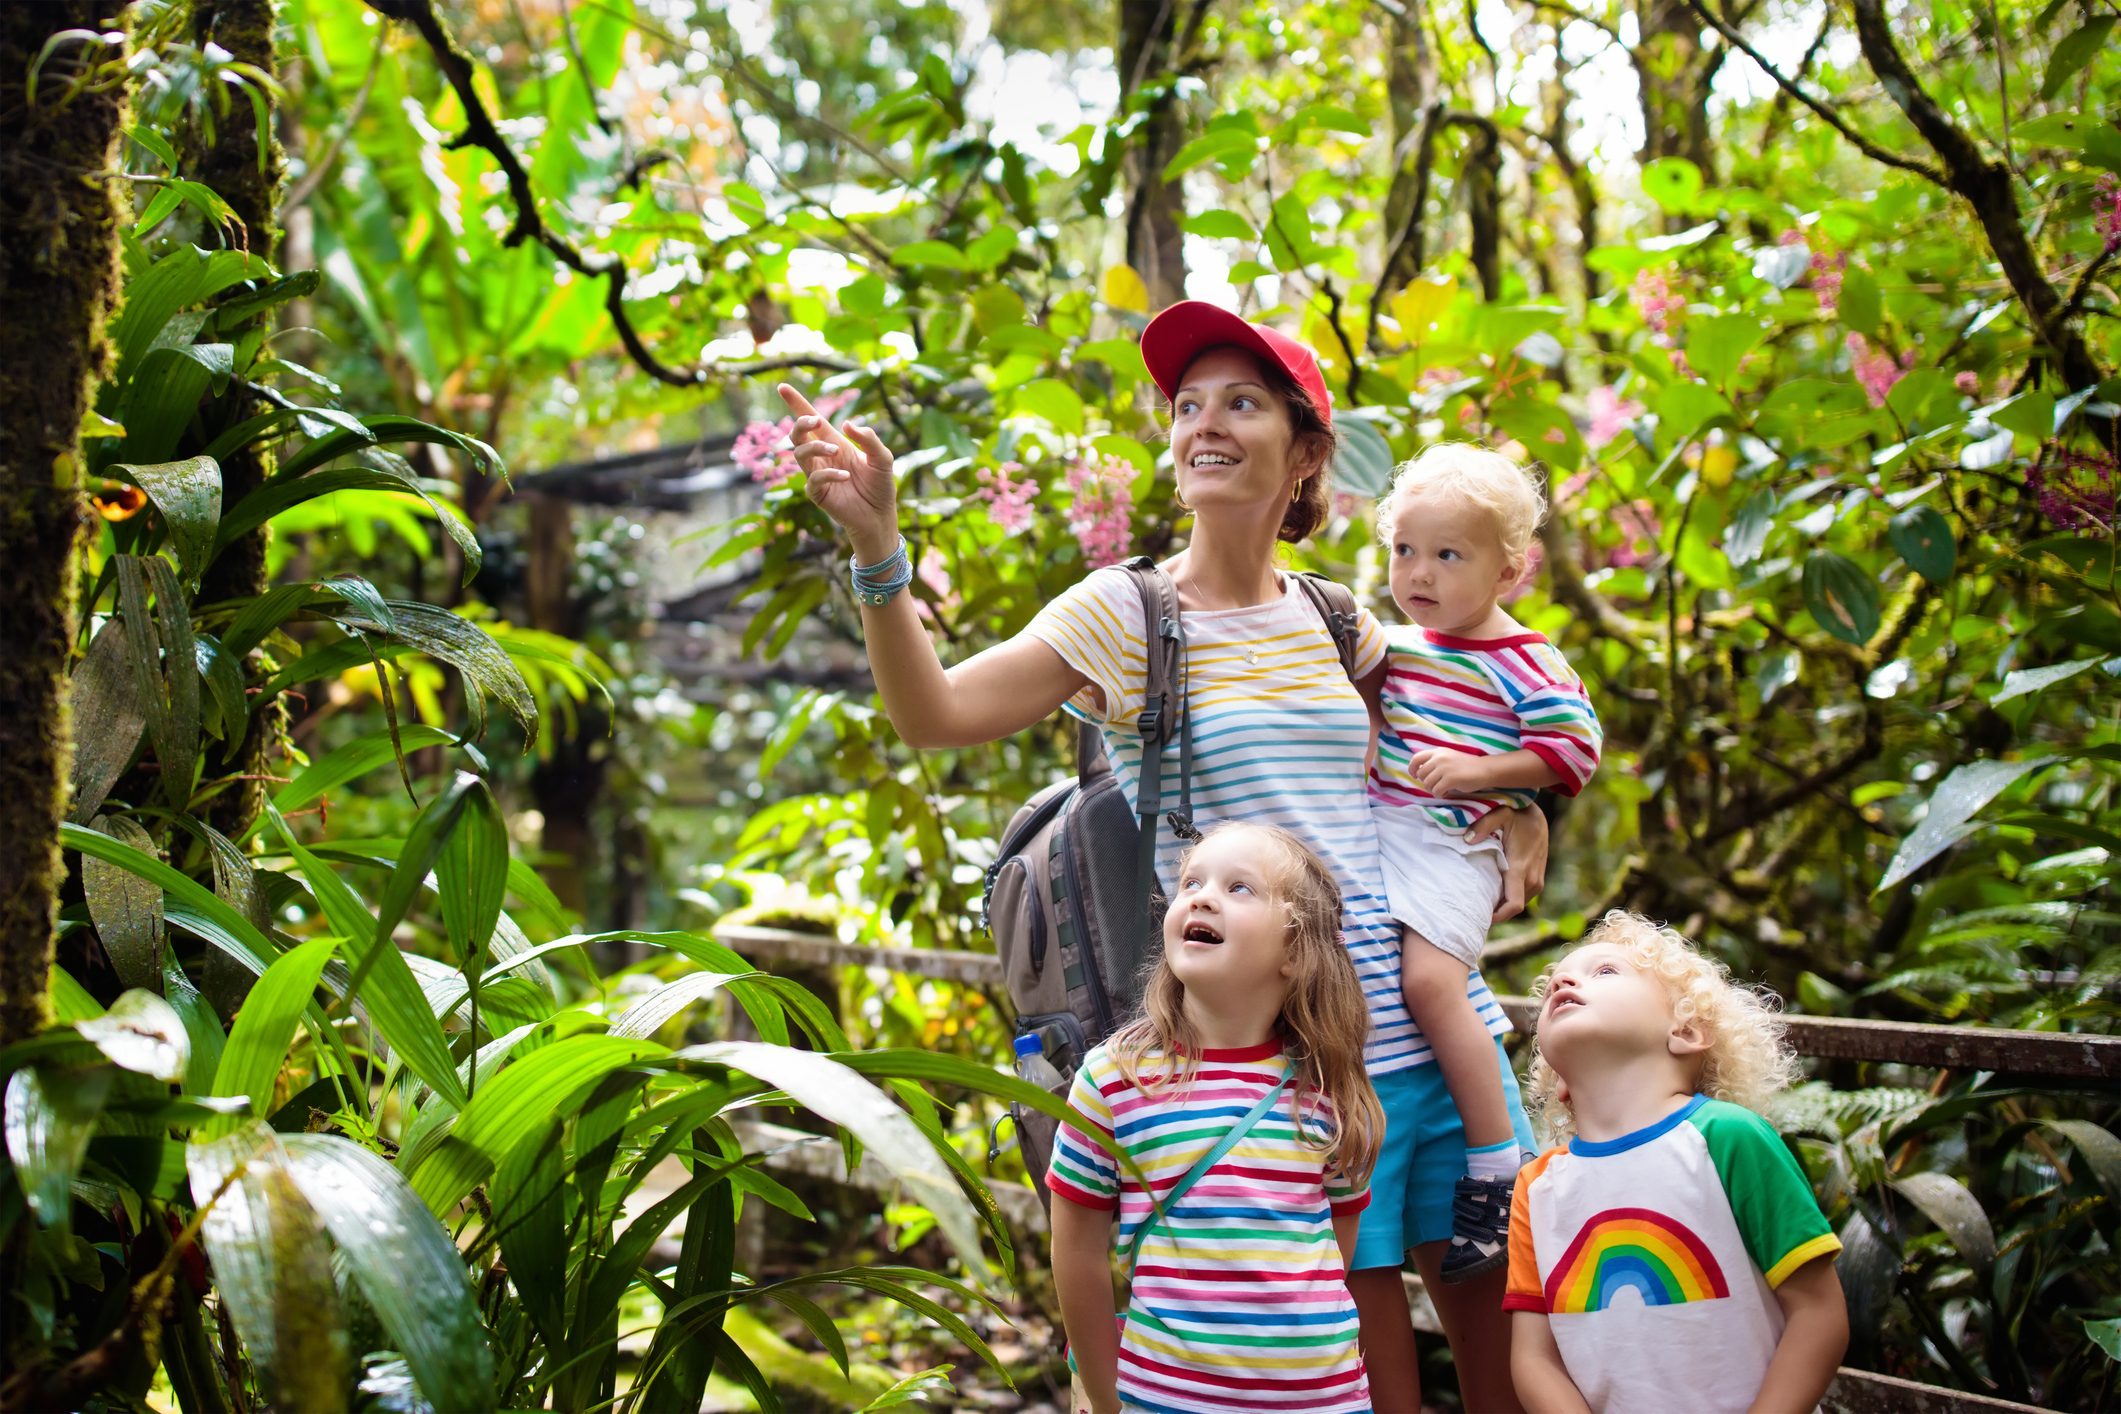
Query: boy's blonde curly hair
1525 911 1801 1144
1374 442 1548 568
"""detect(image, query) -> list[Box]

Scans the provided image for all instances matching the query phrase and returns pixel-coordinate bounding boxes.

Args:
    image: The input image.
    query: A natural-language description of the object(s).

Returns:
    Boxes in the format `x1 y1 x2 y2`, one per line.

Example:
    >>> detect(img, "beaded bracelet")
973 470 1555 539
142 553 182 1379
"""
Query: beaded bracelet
850 534 913 606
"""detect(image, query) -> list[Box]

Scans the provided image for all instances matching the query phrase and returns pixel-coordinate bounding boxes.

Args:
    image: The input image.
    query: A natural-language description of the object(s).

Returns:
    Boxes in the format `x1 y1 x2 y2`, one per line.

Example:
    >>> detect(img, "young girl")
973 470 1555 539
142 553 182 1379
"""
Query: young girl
1507 912 1847 1414
1047 822 1385 1414
1367 443 1603 1283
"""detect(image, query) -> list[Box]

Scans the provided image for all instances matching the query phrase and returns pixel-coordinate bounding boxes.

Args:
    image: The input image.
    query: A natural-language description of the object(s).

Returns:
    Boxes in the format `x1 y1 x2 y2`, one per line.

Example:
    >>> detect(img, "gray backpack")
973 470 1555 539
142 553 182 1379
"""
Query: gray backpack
983 557 1359 1202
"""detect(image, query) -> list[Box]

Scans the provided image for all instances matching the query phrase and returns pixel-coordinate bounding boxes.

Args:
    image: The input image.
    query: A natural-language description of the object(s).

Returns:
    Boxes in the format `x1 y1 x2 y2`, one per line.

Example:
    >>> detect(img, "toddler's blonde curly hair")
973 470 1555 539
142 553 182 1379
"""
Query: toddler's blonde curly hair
1374 442 1548 568
1525 911 1801 1144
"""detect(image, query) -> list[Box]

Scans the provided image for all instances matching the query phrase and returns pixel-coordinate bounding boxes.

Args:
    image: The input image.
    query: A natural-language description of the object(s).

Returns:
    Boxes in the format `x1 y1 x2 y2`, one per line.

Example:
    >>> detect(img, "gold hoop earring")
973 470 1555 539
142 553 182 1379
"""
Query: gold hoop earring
1289 479 1304 504
1175 485 1192 511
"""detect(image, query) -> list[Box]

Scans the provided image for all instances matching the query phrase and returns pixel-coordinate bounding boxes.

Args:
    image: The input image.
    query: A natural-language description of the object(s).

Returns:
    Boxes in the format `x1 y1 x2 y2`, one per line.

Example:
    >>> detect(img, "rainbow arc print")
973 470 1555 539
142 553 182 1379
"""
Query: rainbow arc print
1543 1208 1730 1313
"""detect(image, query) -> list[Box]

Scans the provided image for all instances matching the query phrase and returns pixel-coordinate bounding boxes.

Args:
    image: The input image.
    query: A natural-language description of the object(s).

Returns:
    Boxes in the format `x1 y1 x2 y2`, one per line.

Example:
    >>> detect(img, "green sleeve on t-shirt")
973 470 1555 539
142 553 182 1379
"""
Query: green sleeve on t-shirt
1692 1099 1840 1287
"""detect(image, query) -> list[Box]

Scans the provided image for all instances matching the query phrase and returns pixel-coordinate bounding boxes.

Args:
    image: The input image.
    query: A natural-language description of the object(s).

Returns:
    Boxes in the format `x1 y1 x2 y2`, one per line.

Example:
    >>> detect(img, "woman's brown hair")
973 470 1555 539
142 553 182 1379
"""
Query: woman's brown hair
1172 347 1341 543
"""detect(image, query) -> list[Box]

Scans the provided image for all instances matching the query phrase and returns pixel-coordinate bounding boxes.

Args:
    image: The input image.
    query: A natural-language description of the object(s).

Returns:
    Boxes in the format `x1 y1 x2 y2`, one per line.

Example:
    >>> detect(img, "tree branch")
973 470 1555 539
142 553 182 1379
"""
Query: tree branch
1682 0 1941 181
1847 0 2105 391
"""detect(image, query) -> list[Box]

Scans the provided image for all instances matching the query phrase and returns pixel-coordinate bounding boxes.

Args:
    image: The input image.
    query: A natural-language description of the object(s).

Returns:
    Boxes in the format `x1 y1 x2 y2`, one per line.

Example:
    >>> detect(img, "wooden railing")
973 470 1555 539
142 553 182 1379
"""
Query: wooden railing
715 924 2106 1414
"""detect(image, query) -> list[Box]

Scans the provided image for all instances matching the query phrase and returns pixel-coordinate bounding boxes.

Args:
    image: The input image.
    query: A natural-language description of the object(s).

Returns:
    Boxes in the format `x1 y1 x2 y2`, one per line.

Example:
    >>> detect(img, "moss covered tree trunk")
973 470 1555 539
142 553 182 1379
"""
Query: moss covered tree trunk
0 9 130 1045
187 0 287 846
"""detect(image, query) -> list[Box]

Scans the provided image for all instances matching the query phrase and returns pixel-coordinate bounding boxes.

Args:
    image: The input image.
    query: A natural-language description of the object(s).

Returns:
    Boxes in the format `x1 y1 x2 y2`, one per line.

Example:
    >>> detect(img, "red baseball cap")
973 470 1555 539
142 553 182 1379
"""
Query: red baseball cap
1139 300 1333 430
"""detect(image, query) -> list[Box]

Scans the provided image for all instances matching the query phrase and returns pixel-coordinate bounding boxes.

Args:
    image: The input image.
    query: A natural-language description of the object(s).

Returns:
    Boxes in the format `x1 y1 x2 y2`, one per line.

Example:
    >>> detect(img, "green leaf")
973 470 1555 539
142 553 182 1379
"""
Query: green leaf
1993 657 2108 703
76 989 189 1082
115 457 221 587
108 245 265 385
1876 756 2059 891
271 603 536 744
194 632 249 745
280 1133 495 1410
1725 489 1774 568
2014 111 2121 170
114 555 199 806
273 725 459 815
1989 390 2055 440
1012 378 1085 434
1887 505 1955 583
890 240 967 270
49 966 102 1024
1640 158 1704 213
211 937 337 1133
1800 551 1880 646
1183 209 1256 241
672 1041 992 1281
436 781 508 1053
610 972 753 1039
2088 1318 2121 1363
1888 1172 1995 1279
1162 127 1258 182
83 814 165 990
217 464 483 586
188 1126 350 1410
67 619 145 824
1655 381 1734 444
269 812 464 1110
1332 415 1396 500
1839 267 1881 337
1685 314 1763 389
64 820 279 975
2041 1119 2121 1195
2043 18 2115 99
4 1065 112 1230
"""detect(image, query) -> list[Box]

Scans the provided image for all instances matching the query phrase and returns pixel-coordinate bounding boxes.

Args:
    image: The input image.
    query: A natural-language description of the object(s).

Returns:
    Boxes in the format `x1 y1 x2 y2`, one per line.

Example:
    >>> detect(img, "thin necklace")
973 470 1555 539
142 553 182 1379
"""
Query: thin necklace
1177 561 1278 665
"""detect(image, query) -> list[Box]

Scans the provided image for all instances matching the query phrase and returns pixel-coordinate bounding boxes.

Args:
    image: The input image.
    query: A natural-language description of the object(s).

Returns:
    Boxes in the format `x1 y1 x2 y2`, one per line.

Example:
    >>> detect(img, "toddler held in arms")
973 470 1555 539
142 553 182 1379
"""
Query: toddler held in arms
1506 912 1848 1413
1367 444 1602 1282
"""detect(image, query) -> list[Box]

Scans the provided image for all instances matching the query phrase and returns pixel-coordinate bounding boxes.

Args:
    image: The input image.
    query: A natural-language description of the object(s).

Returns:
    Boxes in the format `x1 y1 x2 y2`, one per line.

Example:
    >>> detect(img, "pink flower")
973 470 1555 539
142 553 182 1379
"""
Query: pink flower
1584 384 1645 450
1605 500 1662 569
2029 448 2116 532
2096 175 2121 255
734 391 856 487
913 545 959 621
1629 268 1687 342
1846 333 1912 409
1065 455 1136 569
1954 371 1981 395
976 461 1038 533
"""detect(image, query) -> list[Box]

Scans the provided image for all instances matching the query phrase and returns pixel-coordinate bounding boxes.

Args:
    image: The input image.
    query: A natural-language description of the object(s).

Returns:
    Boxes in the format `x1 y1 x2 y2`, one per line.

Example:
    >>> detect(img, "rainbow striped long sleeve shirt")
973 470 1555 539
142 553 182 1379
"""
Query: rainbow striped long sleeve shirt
1049 1041 1372 1414
1369 625 1602 830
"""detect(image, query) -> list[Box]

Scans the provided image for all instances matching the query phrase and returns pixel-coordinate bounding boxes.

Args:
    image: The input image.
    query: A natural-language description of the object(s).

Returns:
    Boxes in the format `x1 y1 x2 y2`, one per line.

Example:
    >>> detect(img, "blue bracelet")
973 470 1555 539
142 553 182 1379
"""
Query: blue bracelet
850 535 913 605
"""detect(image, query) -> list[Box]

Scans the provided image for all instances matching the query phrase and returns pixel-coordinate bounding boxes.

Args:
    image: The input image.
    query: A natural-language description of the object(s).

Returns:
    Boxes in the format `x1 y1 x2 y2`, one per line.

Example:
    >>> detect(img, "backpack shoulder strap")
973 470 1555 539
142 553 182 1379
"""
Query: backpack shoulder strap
1121 1073 1291 1276
1292 571 1362 685
1116 557 1193 934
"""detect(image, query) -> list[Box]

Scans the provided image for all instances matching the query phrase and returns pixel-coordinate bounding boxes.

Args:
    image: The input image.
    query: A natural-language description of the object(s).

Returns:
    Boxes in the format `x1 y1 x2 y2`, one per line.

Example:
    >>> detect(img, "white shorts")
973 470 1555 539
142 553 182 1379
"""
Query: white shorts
1372 803 1505 968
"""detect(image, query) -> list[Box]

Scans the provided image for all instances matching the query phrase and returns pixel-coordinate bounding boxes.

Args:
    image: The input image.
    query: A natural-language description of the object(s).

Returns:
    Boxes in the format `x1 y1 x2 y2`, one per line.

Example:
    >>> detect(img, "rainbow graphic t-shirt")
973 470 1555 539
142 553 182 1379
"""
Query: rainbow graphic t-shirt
1050 1041 1371 1414
1504 1095 1841 1413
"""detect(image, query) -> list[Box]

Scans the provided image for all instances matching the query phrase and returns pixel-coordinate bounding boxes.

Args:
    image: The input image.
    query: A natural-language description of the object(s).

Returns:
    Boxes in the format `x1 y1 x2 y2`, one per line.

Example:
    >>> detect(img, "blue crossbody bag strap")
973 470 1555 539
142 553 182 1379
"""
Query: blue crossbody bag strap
1121 1074 1291 1277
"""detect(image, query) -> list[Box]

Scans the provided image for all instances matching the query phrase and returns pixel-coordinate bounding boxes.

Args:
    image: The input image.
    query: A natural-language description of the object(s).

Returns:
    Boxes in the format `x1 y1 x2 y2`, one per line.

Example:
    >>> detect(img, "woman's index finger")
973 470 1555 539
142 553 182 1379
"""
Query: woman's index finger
775 382 856 451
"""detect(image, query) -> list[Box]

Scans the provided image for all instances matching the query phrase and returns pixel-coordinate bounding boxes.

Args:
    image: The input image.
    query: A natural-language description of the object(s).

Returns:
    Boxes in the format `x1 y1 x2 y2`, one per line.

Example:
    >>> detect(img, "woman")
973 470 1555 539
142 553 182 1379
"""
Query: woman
778 300 1541 1412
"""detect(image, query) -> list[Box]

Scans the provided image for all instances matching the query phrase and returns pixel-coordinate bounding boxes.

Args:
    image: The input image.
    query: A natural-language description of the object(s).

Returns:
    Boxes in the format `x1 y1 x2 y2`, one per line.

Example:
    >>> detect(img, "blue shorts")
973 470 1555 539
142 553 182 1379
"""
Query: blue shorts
1350 1036 1536 1271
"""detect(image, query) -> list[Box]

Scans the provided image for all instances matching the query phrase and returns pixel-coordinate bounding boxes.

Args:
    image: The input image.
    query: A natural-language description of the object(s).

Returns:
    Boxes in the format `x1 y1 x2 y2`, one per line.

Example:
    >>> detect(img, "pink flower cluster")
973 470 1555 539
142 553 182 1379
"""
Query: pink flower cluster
1954 371 1982 396
1065 455 1136 569
732 390 858 488
976 461 1038 533
913 545 959 622
2097 175 2121 255
1584 384 1645 450
1783 229 1846 315
1629 268 1686 342
1846 333 1912 409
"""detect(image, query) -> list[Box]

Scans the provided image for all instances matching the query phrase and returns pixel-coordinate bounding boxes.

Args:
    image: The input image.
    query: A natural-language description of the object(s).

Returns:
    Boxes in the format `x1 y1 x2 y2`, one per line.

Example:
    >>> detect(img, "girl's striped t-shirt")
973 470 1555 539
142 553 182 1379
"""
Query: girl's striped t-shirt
1370 625 1603 831
1049 1040 1372 1414
1027 566 1510 1072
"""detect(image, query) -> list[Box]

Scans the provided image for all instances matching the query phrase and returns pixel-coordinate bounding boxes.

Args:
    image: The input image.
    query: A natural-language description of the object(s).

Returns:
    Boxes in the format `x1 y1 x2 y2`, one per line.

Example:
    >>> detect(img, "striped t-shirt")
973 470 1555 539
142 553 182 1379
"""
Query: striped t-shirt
1027 566 1508 1074
1370 626 1602 831
1049 1041 1371 1414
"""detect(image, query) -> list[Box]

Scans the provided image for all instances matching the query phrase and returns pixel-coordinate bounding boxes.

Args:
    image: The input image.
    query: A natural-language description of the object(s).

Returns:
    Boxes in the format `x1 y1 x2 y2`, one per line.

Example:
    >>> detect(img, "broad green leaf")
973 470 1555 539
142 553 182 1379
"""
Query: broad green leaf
115 456 222 588
1888 1172 1995 1279
269 602 536 743
1640 158 1704 212
891 240 967 270
194 632 249 745
1012 378 1084 435
272 725 460 814
2040 1119 2121 1194
2042 18 2115 99
1655 380 1733 443
269 812 465 1110
108 245 265 384
189 1126 350 1412
1800 551 1880 645
211 937 337 1132
610 972 753 1039
49 967 102 1024
1839 267 1881 337
2088 1318 2121 1363
672 1041 991 1280
638 1149 737 1412
119 345 228 463
1876 756 2059 891
83 814 165 990
280 1133 496 1411
216 464 484 584
2013 111 2121 170
1887 505 1955 583
67 618 145 824
4 1065 113 1229
114 555 200 806
1184 209 1256 241
1162 127 1258 182
1332 414 1396 500
1725 489 1774 568
1992 657 2107 703
436 780 508 1055
76 989 188 1082
1685 314 1762 389
64 820 279 974
489 1120 567 1352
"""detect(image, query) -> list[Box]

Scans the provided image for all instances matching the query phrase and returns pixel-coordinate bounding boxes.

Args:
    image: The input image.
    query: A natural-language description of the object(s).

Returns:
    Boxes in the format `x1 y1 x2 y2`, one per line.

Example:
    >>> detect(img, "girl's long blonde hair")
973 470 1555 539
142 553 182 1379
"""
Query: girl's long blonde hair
1107 822 1385 1186
1525 911 1802 1144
